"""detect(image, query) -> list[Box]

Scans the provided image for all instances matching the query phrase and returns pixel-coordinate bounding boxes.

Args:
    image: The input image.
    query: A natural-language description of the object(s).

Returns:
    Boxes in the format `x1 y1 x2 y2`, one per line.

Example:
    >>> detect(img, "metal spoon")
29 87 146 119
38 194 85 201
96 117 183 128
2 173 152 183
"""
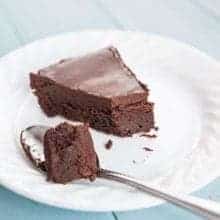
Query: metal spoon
20 125 220 219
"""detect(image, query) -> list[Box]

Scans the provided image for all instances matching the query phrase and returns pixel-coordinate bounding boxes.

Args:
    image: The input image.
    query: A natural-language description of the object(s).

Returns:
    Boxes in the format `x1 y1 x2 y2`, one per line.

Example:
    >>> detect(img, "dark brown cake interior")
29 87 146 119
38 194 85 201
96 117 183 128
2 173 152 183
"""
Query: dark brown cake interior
44 122 98 183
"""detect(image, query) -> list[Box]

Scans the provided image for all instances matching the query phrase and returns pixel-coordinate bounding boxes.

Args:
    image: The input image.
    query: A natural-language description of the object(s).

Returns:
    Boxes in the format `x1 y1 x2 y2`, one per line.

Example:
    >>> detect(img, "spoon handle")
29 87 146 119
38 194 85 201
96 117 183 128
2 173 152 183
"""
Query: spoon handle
99 169 220 219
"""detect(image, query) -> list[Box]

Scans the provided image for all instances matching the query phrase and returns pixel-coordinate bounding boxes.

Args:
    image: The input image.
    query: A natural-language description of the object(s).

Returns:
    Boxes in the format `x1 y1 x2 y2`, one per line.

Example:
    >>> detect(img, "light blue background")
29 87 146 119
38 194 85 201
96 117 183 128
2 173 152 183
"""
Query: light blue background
0 0 220 219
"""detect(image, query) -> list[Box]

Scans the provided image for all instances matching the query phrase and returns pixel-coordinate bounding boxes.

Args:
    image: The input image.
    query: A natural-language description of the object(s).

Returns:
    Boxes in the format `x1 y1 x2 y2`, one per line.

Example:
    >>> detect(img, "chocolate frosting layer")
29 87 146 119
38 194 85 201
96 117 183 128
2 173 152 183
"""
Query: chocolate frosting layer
37 47 147 98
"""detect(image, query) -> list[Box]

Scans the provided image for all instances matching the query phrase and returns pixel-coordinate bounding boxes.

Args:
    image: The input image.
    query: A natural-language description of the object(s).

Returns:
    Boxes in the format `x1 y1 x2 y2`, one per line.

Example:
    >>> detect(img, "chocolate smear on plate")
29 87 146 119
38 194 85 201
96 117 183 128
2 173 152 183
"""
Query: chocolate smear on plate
143 147 153 152
140 133 157 138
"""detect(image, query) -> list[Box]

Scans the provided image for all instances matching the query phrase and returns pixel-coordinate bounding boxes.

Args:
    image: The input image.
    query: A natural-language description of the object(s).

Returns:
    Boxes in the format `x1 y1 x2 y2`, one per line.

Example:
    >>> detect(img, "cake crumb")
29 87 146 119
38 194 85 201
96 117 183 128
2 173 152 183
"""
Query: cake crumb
140 133 157 138
89 174 96 182
154 126 159 131
143 147 153 152
105 139 113 150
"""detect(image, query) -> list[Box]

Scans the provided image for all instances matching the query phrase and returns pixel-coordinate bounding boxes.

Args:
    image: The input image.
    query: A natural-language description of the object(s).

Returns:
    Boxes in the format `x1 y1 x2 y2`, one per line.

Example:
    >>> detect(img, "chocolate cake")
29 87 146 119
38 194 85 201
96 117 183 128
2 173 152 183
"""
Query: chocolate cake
30 46 154 136
44 122 98 183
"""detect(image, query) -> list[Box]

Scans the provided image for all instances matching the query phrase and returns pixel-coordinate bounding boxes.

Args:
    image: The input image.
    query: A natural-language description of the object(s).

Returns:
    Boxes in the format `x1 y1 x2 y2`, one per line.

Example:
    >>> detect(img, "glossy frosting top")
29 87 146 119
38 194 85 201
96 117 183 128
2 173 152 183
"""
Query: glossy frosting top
38 47 147 97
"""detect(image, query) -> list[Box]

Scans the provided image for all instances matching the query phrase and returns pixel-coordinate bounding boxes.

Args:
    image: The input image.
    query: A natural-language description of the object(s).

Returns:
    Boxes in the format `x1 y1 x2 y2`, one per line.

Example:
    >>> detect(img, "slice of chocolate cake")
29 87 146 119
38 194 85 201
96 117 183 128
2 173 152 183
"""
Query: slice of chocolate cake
30 46 154 136
44 122 98 183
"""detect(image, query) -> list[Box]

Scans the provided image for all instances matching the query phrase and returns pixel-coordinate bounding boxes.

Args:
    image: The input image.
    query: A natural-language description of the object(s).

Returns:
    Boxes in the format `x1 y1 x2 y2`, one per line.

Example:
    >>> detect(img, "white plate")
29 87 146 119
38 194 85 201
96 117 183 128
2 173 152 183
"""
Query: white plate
0 30 220 212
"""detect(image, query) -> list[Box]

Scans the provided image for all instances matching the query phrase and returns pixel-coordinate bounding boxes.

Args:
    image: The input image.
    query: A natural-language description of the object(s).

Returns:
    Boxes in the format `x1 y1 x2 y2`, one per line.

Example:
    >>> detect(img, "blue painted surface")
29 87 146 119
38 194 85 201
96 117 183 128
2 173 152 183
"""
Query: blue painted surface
0 0 220 219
